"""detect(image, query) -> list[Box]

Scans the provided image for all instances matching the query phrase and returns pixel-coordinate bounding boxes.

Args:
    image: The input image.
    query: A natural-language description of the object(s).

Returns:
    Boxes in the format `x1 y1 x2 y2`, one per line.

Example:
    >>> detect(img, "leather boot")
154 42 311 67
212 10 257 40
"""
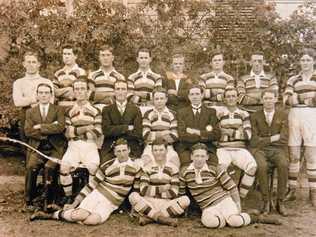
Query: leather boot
250 214 281 225
30 211 53 221
276 200 288 217
284 188 296 201
139 216 154 226
156 215 178 227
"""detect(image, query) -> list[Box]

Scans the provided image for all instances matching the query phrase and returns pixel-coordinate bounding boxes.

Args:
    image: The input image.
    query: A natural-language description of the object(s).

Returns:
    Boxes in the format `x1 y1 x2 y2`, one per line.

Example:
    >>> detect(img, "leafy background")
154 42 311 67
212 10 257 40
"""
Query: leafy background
0 0 315 131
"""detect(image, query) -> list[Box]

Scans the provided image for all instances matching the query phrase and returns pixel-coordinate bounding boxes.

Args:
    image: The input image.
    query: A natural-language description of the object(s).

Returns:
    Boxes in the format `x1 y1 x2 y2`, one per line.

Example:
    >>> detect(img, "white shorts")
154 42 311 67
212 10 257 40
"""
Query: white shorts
288 107 316 147
217 147 256 171
62 140 100 172
141 145 180 168
78 189 118 223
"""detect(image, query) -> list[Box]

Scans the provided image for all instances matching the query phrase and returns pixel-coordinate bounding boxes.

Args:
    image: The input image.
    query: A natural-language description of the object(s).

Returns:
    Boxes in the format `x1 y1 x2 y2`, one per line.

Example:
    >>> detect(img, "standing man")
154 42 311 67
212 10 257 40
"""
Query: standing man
237 52 278 112
200 50 235 108
162 53 192 111
216 87 257 199
24 83 65 210
250 89 288 215
54 44 86 108
142 87 179 167
31 138 140 225
176 84 221 165
283 48 316 206
179 143 280 229
60 78 102 204
128 47 163 115
129 138 190 227
13 50 54 141
101 80 143 162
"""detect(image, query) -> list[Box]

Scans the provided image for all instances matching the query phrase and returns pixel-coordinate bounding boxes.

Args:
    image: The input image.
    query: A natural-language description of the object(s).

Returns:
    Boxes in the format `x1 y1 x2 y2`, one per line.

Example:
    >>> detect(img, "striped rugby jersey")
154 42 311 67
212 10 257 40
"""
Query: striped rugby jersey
75 158 140 206
133 161 180 199
200 71 235 104
284 71 316 107
237 71 278 105
54 64 86 107
88 68 125 105
179 163 236 209
128 69 162 103
142 107 178 144
216 106 251 148
65 102 102 141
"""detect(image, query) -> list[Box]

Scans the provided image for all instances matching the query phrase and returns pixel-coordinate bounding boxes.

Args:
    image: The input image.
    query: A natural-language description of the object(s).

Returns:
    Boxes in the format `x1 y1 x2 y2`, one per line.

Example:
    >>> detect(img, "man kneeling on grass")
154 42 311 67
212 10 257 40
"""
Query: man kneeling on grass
31 138 139 225
179 143 281 228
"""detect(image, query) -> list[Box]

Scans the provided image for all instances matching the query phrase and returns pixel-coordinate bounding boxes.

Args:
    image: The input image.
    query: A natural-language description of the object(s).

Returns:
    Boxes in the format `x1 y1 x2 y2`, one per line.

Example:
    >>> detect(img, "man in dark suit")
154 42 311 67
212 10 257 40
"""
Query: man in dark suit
250 89 288 216
176 84 221 165
162 53 192 111
24 83 65 210
101 80 143 162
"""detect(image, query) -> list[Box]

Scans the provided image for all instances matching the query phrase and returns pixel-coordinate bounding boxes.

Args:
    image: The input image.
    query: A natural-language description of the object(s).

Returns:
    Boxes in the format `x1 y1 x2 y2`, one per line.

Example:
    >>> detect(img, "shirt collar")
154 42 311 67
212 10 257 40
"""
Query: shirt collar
188 163 209 172
137 68 153 76
153 106 169 114
192 104 202 110
63 63 80 72
116 100 127 108
24 73 41 79
250 70 265 78
113 157 132 166
99 67 117 75
264 109 275 116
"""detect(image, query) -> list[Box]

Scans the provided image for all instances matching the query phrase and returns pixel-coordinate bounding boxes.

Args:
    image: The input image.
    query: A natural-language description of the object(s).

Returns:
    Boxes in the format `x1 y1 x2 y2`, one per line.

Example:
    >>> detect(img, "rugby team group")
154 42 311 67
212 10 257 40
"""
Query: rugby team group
10 44 316 228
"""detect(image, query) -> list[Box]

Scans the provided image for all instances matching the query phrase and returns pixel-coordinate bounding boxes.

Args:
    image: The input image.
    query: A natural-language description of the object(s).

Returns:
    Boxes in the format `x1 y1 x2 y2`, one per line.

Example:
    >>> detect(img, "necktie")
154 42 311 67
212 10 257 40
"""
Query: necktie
266 113 272 126
41 106 47 121
195 169 203 184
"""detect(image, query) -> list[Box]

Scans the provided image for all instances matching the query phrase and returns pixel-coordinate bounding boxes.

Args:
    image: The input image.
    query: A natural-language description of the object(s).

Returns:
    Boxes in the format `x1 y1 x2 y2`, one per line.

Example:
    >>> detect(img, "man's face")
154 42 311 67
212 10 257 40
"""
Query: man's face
211 54 224 71
63 48 77 66
99 50 114 68
115 82 128 103
250 54 264 74
152 144 167 163
37 86 52 104
224 90 238 107
262 92 277 111
188 88 203 106
300 54 314 72
137 51 152 69
191 149 208 170
153 92 167 111
114 144 130 162
73 81 88 101
172 56 185 74
23 55 40 75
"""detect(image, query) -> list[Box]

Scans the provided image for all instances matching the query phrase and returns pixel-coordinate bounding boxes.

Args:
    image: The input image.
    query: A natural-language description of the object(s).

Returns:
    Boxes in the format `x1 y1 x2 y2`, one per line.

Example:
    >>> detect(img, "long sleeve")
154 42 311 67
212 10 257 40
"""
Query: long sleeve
40 107 65 135
24 109 42 140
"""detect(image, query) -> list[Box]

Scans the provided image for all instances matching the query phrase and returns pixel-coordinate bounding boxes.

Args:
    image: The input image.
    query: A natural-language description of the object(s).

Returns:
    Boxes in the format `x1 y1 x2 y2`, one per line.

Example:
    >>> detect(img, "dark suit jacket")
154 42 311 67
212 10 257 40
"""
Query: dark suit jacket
101 102 143 155
162 71 192 111
24 103 66 157
176 105 221 154
250 108 288 151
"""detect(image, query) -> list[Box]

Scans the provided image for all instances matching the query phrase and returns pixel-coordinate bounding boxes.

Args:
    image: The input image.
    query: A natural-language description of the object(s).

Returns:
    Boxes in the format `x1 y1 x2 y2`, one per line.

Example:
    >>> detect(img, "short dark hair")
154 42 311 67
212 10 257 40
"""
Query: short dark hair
72 76 89 89
137 47 151 57
188 83 204 95
261 88 278 98
99 45 114 54
152 86 167 97
23 50 40 61
191 143 208 153
210 50 224 61
114 138 129 147
62 44 80 56
300 48 316 60
152 137 167 149
37 83 52 94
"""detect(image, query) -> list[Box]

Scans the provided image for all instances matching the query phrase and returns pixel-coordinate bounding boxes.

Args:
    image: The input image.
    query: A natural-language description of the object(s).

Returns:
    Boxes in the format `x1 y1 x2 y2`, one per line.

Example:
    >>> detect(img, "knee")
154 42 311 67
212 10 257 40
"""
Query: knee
82 214 102 225
201 213 225 228
86 164 98 175
128 192 141 205
226 215 244 228
245 163 257 176
71 208 90 221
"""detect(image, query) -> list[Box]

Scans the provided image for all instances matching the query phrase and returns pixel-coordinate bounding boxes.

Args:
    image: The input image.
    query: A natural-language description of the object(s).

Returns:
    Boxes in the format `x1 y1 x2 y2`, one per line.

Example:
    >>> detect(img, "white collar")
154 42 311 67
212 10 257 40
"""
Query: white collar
250 70 265 77
153 106 169 114
137 68 153 75
116 100 127 107
264 109 275 116
188 163 209 172
63 63 80 72
99 67 117 75
113 157 132 166
192 104 202 109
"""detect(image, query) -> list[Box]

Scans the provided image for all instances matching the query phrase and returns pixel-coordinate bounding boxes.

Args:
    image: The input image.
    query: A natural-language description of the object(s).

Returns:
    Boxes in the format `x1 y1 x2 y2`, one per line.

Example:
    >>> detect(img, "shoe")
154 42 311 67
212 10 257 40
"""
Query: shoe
157 215 178 227
30 211 53 221
284 189 296 202
23 203 38 213
139 216 153 226
261 201 270 215
256 215 282 225
276 201 288 217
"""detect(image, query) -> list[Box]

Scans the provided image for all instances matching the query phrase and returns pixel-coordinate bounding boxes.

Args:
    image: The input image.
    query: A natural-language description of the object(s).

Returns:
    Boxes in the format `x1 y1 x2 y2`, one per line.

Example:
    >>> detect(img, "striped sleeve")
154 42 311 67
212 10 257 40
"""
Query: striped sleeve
216 166 236 191
242 112 251 140
236 77 246 103
269 74 279 92
139 169 150 196
165 171 180 199
283 76 296 105
142 110 155 142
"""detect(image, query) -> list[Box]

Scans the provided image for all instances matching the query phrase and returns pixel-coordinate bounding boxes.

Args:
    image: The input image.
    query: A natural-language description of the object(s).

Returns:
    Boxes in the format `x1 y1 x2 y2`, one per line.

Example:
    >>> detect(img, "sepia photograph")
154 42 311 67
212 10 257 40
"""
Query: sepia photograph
0 0 315 236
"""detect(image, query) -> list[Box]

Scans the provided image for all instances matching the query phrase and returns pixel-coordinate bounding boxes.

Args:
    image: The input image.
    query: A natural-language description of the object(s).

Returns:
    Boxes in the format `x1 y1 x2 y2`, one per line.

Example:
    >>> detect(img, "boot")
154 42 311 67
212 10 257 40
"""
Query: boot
156 215 178 227
284 188 296 201
139 216 154 226
251 214 281 225
261 201 270 215
30 211 53 221
276 200 288 217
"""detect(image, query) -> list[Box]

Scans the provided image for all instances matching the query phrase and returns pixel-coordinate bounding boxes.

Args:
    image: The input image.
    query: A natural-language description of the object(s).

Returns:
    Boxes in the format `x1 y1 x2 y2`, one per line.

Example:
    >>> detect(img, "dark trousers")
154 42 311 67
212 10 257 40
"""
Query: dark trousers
253 146 289 202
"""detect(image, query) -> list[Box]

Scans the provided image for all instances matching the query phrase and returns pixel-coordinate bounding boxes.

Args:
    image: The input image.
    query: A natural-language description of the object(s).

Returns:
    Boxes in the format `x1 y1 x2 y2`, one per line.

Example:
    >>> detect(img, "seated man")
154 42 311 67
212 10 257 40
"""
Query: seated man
60 78 102 204
176 84 221 165
101 80 143 162
216 87 257 199
142 87 180 167
180 143 280 229
129 138 190 227
30 138 140 225
24 83 65 210
250 89 288 216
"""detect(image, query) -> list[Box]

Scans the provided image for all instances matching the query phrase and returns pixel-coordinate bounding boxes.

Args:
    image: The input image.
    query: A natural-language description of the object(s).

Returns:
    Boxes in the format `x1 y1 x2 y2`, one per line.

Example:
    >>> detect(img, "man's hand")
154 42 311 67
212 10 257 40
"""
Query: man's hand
168 89 177 96
288 93 298 106
304 98 314 106
186 127 201 136
221 128 234 136
33 124 41 130
271 134 281 142
63 87 75 100
84 125 95 133
204 89 211 99
128 125 134 131
63 200 79 211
